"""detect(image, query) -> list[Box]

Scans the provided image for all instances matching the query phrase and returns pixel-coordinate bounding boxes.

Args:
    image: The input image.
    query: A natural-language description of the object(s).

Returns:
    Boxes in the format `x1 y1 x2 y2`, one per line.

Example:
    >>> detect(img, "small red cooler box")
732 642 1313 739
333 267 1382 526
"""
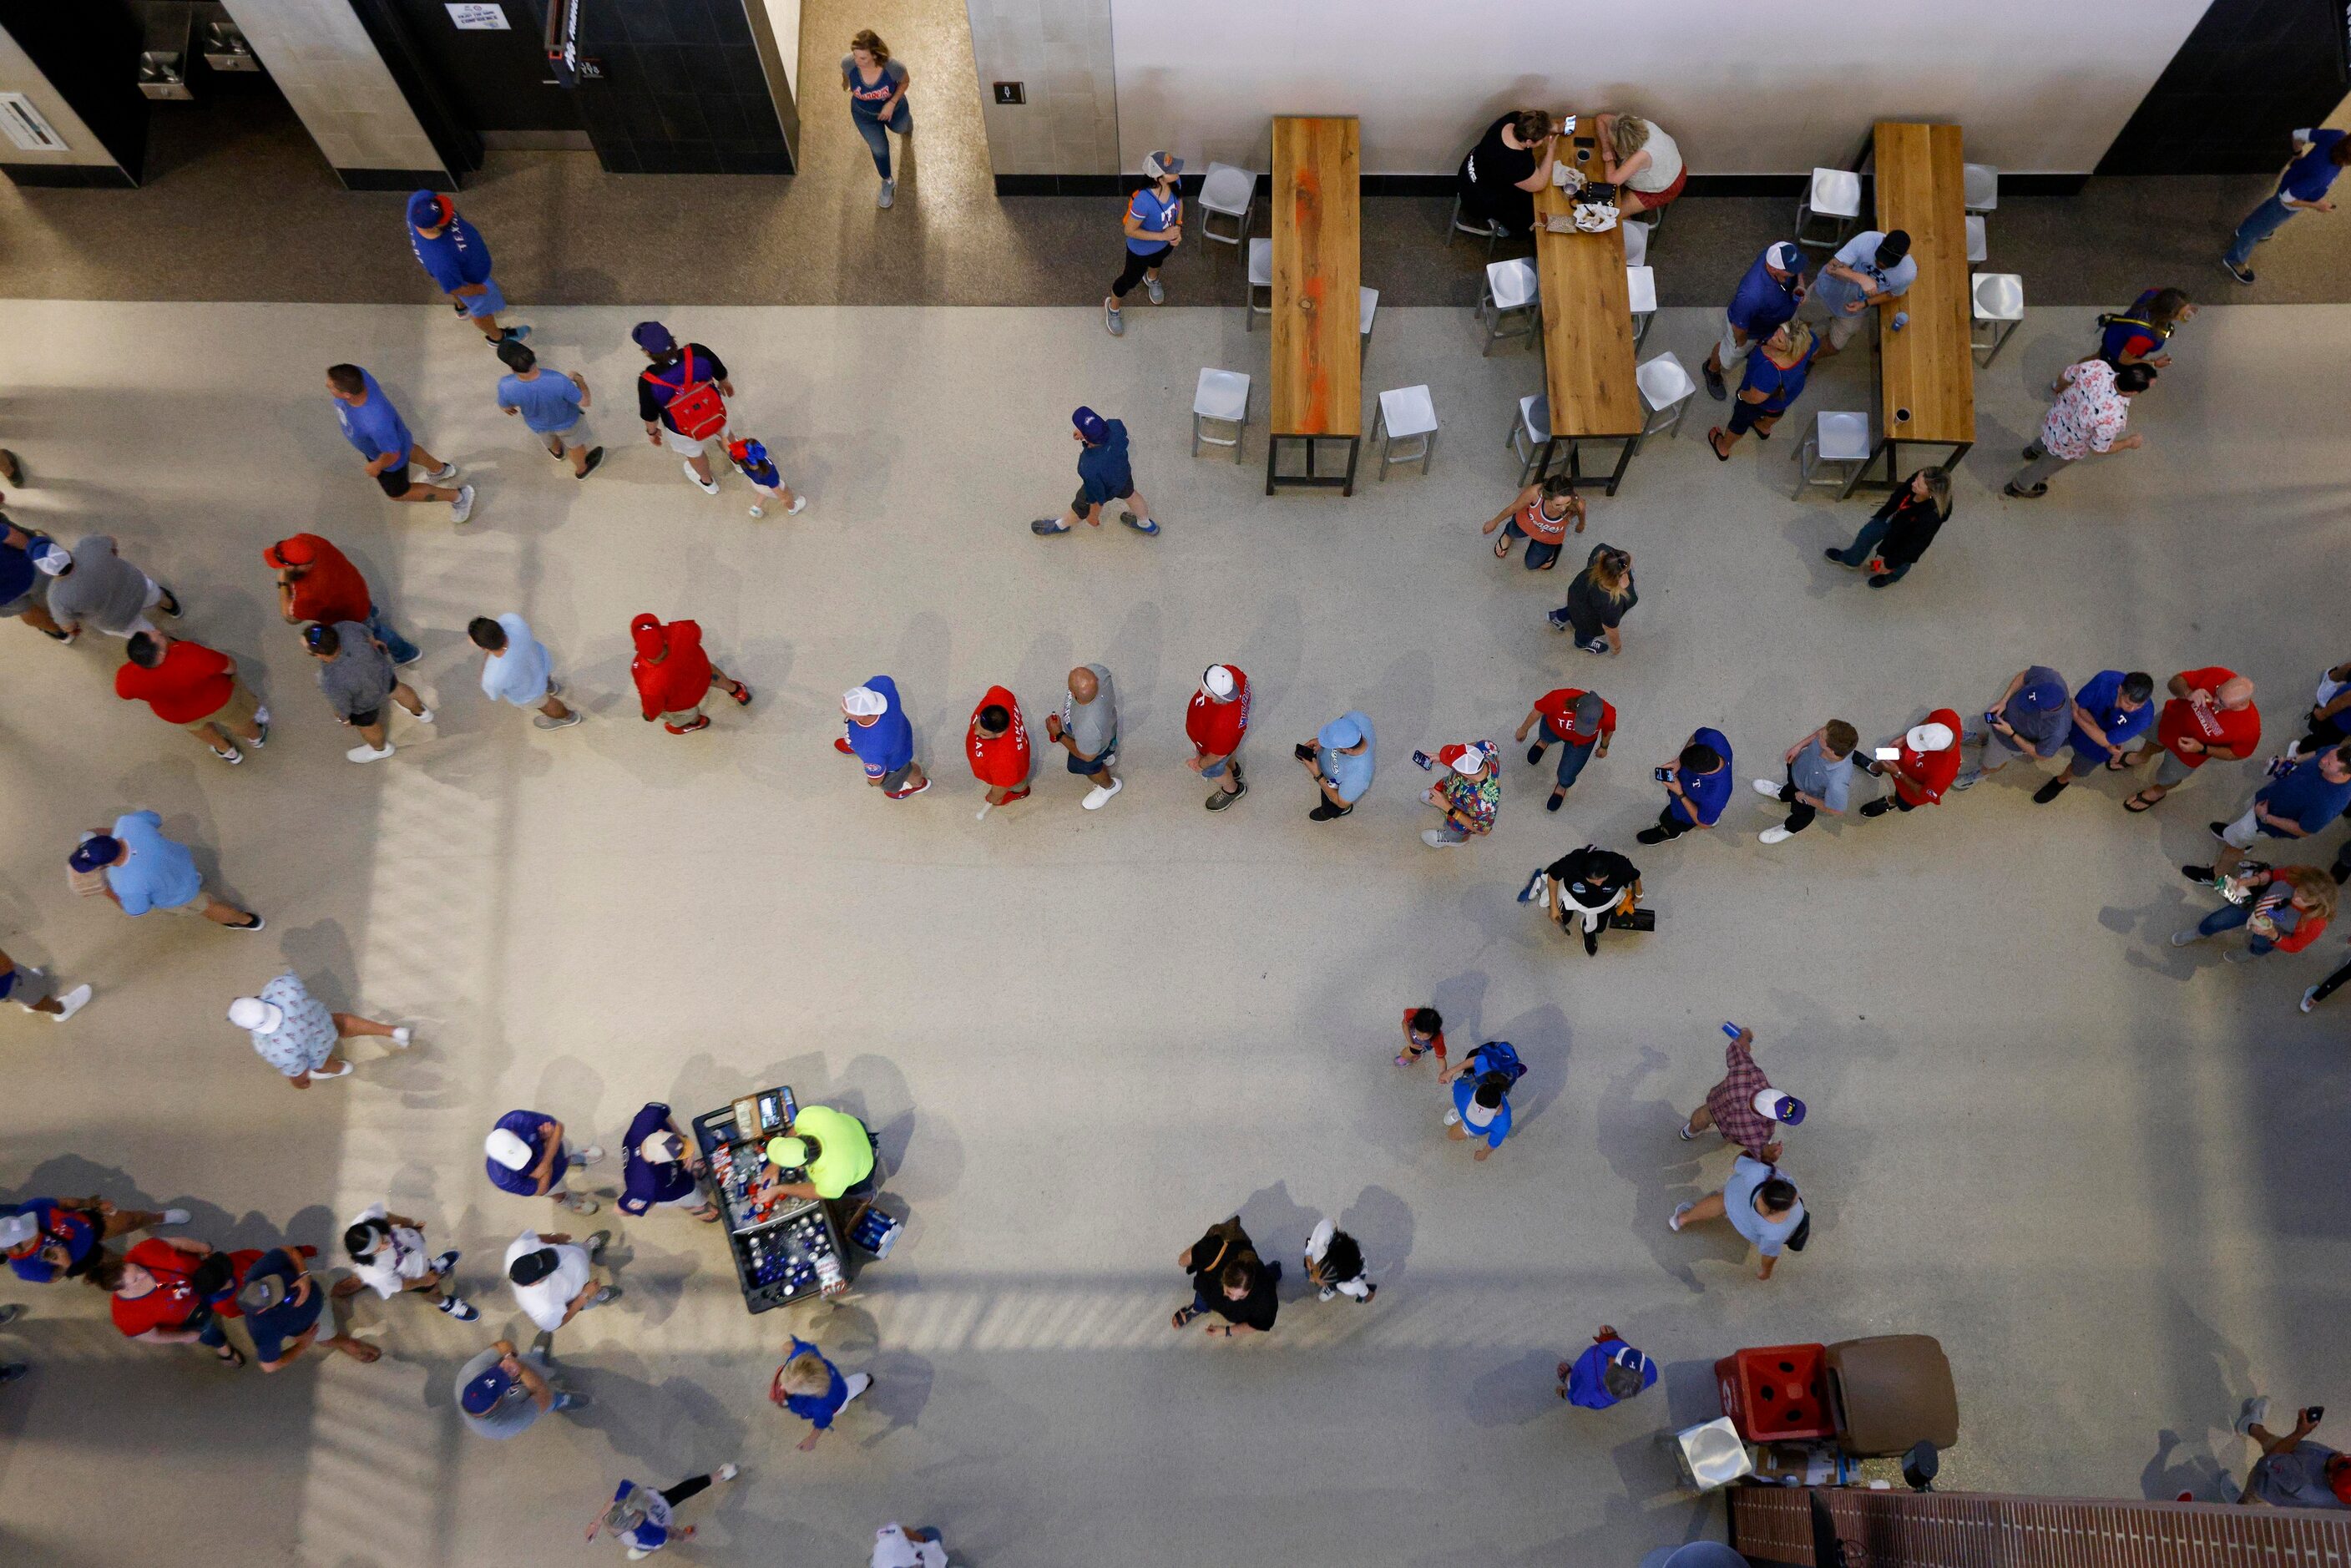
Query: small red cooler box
1715 1343 1834 1441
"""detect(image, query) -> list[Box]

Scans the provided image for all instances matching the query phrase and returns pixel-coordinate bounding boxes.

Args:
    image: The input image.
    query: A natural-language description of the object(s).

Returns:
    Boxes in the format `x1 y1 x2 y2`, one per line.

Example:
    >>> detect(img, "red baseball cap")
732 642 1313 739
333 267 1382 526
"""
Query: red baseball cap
262 536 317 569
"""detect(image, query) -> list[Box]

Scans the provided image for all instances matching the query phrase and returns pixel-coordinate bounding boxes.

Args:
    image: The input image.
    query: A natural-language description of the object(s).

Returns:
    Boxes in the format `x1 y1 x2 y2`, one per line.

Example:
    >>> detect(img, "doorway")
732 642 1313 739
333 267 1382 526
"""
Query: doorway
381 0 584 149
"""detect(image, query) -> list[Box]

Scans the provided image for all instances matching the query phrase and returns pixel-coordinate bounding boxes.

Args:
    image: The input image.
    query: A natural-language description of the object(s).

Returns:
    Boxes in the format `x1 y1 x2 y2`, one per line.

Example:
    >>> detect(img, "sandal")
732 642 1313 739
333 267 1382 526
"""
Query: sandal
693 1203 722 1223
215 1345 245 1368
1707 430 1732 462
1172 1305 1203 1330
1494 537 1512 558
728 683 754 707
346 1342 382 1363
2124 792 2160 812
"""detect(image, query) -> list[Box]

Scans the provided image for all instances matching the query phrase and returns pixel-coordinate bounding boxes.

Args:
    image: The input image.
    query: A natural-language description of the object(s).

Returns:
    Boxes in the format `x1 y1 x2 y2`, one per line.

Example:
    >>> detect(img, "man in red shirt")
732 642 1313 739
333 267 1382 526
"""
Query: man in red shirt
1858 711 1962 818
630 614 750 735
264 534 419 667
1514 686 1615 811
2125 667 2259 812
117 630 268 765
1186 664 1251 811
967 686 1034 814
95 1236 267 1367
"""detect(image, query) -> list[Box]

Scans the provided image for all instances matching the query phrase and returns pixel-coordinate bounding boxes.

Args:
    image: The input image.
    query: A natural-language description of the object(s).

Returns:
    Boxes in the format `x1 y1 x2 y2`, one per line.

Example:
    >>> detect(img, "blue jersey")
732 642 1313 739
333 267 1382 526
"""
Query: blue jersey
1125 186 1181 254
412 214 494 291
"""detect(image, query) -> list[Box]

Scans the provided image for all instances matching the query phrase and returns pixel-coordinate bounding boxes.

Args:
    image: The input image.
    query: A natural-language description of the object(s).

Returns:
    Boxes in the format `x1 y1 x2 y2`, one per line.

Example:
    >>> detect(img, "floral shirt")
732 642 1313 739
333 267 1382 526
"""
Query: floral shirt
2040 359 2130 461
246 973 339 1077
1439 762 1501 835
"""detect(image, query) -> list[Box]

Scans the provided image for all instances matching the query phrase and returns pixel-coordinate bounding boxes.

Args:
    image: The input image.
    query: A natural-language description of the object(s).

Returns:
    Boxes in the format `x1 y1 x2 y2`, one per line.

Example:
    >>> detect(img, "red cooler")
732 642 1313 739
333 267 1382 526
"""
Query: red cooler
1715 1343 1834 1442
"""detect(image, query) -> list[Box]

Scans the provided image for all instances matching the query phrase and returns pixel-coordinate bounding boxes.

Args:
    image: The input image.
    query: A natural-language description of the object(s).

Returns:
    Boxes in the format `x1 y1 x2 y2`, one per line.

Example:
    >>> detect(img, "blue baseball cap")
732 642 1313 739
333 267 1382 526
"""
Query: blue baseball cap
1072 406 1110 443
406 190 451 230
2015 678 2067 715
461 1363 515 1414
1317 716 1364 749
631 321 675 353
1772 1094 1807 1126
68 836 121 875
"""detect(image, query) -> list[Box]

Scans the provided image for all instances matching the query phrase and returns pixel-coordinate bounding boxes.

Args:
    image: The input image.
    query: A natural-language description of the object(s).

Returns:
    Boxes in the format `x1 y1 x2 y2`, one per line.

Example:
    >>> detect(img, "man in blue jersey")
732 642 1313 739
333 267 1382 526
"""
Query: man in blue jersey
1104 152 1184 337
408 190 527 346
1702 240 1806 400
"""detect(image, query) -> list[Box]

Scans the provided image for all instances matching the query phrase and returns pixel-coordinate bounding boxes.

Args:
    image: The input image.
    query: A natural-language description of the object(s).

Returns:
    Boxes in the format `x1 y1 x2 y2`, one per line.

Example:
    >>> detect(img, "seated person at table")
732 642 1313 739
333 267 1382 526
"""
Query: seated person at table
1808 229 1914 357
1708 321 1820 459
1454 110 1560 239
759 1104 876 1206
1594 112 1684 214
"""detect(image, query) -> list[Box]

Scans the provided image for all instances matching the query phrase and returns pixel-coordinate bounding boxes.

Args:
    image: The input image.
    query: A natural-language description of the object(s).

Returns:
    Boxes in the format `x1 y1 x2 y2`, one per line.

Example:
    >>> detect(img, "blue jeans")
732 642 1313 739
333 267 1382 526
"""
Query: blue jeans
367 604 418 666
1537 721 1595 792
2225 194 2296 268
853 104 912 179
1501 518 1561 570
1831 515 1909 581
2197 901 2275 954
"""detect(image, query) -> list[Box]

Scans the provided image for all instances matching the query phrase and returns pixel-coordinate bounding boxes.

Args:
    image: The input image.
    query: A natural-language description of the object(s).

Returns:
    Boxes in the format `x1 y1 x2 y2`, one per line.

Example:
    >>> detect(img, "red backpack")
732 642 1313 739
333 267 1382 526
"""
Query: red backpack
645 346 726 441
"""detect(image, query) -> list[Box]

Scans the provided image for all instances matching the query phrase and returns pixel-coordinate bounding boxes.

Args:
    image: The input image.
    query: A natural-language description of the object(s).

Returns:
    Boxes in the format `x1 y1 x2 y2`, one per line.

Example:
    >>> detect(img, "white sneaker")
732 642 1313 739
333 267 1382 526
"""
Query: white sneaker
1752 778 1782 799
878 178 895 209
311 1060 353 1080
748 503 765 518
2237 1396 2271 1435
161 1209 191 1226
52 984 91 1023
1759 827 1792 845
390 1026 412 1049
785 494 809 515
1083 778 1122 811
558 1191 599 1214
2170 929 2202 947
412 706 437 726
1442 1107 1462 1126
2303 986 2321 1014
450 484 477 524
427 463 459 483
684 462 719 495
574 1146 605 1166
1421 830 1460 848
346 741 396 764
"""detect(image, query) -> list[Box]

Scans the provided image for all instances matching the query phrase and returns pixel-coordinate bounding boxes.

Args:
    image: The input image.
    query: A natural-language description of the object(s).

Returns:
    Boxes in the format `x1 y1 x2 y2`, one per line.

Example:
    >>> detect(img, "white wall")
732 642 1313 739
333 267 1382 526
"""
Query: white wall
761 0 800 95
220 0 445 175
967 0 1120 176
1110 0 2212 175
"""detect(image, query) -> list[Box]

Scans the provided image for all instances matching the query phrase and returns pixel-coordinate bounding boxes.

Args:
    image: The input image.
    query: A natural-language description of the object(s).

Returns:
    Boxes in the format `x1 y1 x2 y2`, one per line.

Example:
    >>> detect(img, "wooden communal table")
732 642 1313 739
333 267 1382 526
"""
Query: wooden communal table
1529 128 1643 493
1843 120 1974 497
1267 115 1362 494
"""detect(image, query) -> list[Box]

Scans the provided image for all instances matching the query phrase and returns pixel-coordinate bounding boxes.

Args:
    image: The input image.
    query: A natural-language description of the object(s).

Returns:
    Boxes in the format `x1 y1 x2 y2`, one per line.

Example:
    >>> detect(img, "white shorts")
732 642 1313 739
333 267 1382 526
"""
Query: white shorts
660 425 715 458
2221 807 2263 850
1716 316 1755 368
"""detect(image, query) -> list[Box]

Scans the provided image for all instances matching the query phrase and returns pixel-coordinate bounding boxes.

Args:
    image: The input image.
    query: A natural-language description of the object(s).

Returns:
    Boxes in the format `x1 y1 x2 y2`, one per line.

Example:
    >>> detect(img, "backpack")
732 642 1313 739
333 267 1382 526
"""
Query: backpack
645 347 727 441
1468 1040 1528 1086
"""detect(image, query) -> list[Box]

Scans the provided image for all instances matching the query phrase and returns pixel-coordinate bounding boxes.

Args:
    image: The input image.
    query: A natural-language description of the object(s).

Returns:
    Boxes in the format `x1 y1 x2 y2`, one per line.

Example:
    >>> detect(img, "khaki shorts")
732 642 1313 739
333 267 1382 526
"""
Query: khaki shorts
152 882 211 917
1716 315 1755 368
1823 307 1870 350
537 417 590 452
661 706 704 727
182 679 260 737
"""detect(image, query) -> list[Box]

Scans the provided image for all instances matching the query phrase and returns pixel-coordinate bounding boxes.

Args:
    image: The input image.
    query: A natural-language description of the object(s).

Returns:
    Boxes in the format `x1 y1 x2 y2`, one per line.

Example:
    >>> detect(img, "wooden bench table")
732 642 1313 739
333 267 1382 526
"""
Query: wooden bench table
1843 120 1975 497
1267 115 1363 495
1529 124 1643 493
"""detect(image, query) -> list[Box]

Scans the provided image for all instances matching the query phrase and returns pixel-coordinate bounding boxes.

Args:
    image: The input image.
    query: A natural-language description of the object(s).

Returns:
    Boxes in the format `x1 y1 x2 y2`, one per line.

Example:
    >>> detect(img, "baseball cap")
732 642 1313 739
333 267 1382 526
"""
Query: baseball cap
461 1363 516 1415
1317 715 1363 750
1438 742 1489 776
1573 692 1605 730
1907 721 1955 752
2015 677 2067 715
508 1247 560 1287
493 336 535 373
0 1211 37 1251
260 537 316 569
2329 1454 2351 1504
1071 406 1110 443
406 190 452 230
843 686 888 717
1142 150 1186 179
485 1127 534 1171
31 541 68 576
629 614 665 660
630 321 675 353
1201 665 1237 701
726 438 767 468
68 836 121 875
238 1272 289 1313
640 1130 684 1164
765 1136 809 1169
1765 240 1802 271
1753 1087 1807 1125
227 997 285 1034
1876 229 1912 265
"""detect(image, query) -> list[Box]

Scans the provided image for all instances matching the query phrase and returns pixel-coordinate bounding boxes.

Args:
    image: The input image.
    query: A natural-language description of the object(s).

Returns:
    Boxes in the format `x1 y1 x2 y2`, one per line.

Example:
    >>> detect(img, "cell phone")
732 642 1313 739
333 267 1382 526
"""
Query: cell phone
1294 741 1318 762
1983 711 2000 726
1652 766 1673 782
2308 1405 2327 1424
1873 746 1902 761
1412 750 1433 770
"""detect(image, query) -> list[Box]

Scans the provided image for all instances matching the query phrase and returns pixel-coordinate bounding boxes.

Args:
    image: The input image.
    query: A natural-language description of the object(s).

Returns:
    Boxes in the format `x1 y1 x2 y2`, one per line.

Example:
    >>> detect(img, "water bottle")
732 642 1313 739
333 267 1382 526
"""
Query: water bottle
1722 1022 1742 1039
1890 311 1909 331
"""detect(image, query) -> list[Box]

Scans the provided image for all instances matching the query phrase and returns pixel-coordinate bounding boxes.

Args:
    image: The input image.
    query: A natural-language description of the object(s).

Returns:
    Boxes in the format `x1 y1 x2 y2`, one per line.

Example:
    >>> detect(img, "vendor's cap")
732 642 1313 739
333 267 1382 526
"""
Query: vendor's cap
1317 715 1363 750
227 997 284 1034
31 541 68 576
507 1247 560 1287
765 1136 809 1169
237 1272 289 1313
406 190 453 229
1142 150 1185 179
1907 721 1955 752
1071 406 1110 443
641 1130 684 1164
842 685 888 717
461 1363 515 1414
0 1211 36 1251
1200 665 1236 701
630 321 675 353
1754 1087 1807 1125
484 1127 534 1171
2015 678 2067 714
68 836 120 874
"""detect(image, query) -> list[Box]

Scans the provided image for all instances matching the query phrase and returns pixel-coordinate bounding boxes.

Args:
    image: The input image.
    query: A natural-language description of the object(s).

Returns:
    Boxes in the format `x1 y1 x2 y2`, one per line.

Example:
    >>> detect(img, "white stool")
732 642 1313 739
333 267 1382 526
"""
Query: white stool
1244 238 1272 331
1964 214 1987 264
1635 352 1696 445
1196 163 1256 247
1620 218 1648 268
1505 392 1550 486
1191 368 1251 462
1478 258 1540 356
1373 384 1438 479
1792 410 1872 498
1963 162 2000 215
1359 286 1379 353
1448 192 1505 259
1797 167 1862 249
1626 265 1658 349
1971 271 2024 367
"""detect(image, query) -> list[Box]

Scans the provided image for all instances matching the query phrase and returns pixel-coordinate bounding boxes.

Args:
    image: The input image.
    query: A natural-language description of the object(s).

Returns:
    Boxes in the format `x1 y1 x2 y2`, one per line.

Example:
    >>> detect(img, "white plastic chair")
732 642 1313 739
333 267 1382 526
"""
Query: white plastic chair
1505 393 1550 486
1635 352 1696 445
1970 271 2024 367
1792 410 1872 498
1373 384 1438 479
1620 219 1648 268
1964 214 1987 264
1196 163 1256 247
1963 163 2000 214
1359 286 1379 352
1478 258 1540 356
1449 192 1505 259
1191 368 1251 462
1797 167 1863 249
1626 265 1658 349
1245 238 1272 331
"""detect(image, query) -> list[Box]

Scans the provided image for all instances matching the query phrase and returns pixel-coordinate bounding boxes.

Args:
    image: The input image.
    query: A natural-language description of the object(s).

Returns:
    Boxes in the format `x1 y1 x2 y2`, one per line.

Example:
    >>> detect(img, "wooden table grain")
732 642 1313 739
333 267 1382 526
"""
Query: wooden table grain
1267 115 1363 493
1845 120 1976 495
1529 126 1644 493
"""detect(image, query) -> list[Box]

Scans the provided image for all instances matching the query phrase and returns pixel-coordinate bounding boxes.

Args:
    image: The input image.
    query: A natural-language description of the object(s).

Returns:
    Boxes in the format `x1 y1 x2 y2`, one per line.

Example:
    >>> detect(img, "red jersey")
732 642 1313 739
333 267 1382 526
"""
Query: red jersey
965 685 1033 787
1532 688 1615 746
1186 669 1251 759
1515 494 1576 546
1893 707 1964 806
2154 665 2260 767
115 640 235 723
630 619 715 718
276 535 373 626
109 1240 262 1337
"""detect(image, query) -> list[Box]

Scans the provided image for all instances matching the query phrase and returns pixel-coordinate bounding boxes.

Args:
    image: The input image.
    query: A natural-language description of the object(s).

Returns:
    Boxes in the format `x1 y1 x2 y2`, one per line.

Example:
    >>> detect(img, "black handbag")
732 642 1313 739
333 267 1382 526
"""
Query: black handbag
1785 1210 1812 1252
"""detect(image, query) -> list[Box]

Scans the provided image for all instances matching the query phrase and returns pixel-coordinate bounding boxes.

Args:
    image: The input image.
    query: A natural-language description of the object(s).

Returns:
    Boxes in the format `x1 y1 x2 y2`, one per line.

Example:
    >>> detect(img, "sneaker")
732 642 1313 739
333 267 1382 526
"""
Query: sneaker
310 1060 352 1080
1441 1107 1462 1126
1307 802 1352 820
835 736 855 754
593 1285 620 1305
1677 1119 1698 1141
1104 301 1124 336
1867 574 1900 589
533 709 584 730
2002 482 2046 499
1515 867 1545 903
555 1390 591 1410
2169 928 2202 947
748 503 765 518
412 706 436 725
1752 778 1782 799
230 914 265 932
716 1463 740 1482
574 1146 605 1166
685 463 719 495
427 462 460 483
250 709 270 746
155 588 183 619
2032 776 2070 804
161 1209 191 1227
431 1250 460 1274
1358 1282 1378 1303
1119 510 1160 536
437 1293 479 1320
1701 361 1727 400
2207 821 2231 842
1951 770 1979 791
1082 778 1122 810
1031 518 1073 535
1634 827 1668 844
501 325 533 343
2236 1396 2272 1436
886 777 933 800
2303 987 2320 1014
346 742 396 763
1823 548 1859 569
211 743 244 765
1206 780 1246 811
52 984 91 1023
579 448 604 478
1760 827 1793 845
1318 1285 1337 1302
667 716 712 735
2181 864 2214 883
391 1026 413 1049
878 178 895 209
450 484 477 524
1545 792 1564 812
1545 609 1570 631
2224 948 2260 965
1145 276 1165 305
2221 257 2255 286
1421 829 1460 847
586 1231 609 1258
559 1192 599 1214
784 494 809 515
1669 1201 1695 1232
1857 799 1892 819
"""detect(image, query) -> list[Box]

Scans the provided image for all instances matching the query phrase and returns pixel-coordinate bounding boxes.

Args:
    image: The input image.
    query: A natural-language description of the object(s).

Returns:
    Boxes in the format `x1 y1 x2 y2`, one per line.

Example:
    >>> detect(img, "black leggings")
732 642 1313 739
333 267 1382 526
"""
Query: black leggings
1777 773 1818 833
1112 245 1171 299
1727 398 1779 437
662 1474 712 1507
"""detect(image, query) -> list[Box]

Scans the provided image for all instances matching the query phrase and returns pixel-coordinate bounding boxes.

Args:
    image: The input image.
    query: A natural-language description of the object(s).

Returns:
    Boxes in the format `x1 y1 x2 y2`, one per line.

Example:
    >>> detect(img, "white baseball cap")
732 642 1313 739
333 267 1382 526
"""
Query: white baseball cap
484 1128 534 1171
1906 721 1955 752
640 1130 683 1164
0 1211 37 1251
1766 241 1802 271
226 996 284 1033
842 686 887 717
32 542 68 576
1201 665 1236 700
1451 745 1489 776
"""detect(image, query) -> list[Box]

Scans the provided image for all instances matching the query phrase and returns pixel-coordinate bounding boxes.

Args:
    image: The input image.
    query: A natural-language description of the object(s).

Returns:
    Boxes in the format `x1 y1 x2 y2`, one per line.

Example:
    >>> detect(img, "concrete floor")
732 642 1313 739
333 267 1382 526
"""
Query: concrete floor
0 297 2343 1566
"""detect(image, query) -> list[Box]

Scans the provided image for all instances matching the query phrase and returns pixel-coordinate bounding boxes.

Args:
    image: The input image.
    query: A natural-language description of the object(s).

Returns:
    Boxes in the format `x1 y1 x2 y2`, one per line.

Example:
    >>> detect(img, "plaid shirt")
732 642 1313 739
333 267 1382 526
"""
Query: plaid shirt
1703 1035 1777 1156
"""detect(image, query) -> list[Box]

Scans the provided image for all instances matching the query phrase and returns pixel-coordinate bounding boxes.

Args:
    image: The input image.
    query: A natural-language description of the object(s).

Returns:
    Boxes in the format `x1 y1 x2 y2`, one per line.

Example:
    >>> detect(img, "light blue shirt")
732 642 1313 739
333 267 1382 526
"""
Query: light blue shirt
495 370 584 435
1811 231 1916 320
105 810 202 916
1317 711 1377 804
479 613 553 707
246 973 340 1077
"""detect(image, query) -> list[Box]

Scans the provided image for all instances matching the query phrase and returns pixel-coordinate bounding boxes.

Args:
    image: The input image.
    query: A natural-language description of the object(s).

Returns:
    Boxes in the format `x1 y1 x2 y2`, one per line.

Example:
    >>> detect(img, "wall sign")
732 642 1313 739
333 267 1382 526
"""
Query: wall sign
447 3 510 28
0 93 67 153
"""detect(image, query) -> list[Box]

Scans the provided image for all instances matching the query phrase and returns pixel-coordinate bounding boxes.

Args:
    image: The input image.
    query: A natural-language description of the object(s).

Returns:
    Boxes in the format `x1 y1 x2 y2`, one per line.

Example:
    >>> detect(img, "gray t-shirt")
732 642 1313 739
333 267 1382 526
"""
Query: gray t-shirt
1788 736 1854 813
455 1347 555 1439
316 620 396 719
1811 231 1917 320
2000 665 2070 756
2250 1442 2348 1509
48 534 151 631
1060 665 1118 760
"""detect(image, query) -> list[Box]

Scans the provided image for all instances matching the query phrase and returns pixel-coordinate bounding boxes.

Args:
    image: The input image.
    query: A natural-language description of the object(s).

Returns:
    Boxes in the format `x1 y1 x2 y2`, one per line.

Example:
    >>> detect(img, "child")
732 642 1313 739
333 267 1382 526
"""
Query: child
1397 1004 1447 1068
1303 1217 1375 1304
1557 1325 1656 1409
723 438 806 518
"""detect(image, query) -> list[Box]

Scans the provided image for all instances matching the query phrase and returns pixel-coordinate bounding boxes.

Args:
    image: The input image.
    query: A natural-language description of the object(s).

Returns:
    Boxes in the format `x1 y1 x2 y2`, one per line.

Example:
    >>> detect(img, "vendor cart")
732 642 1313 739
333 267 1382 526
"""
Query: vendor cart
692 1085 851 1313
1714 1333 1957 1484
